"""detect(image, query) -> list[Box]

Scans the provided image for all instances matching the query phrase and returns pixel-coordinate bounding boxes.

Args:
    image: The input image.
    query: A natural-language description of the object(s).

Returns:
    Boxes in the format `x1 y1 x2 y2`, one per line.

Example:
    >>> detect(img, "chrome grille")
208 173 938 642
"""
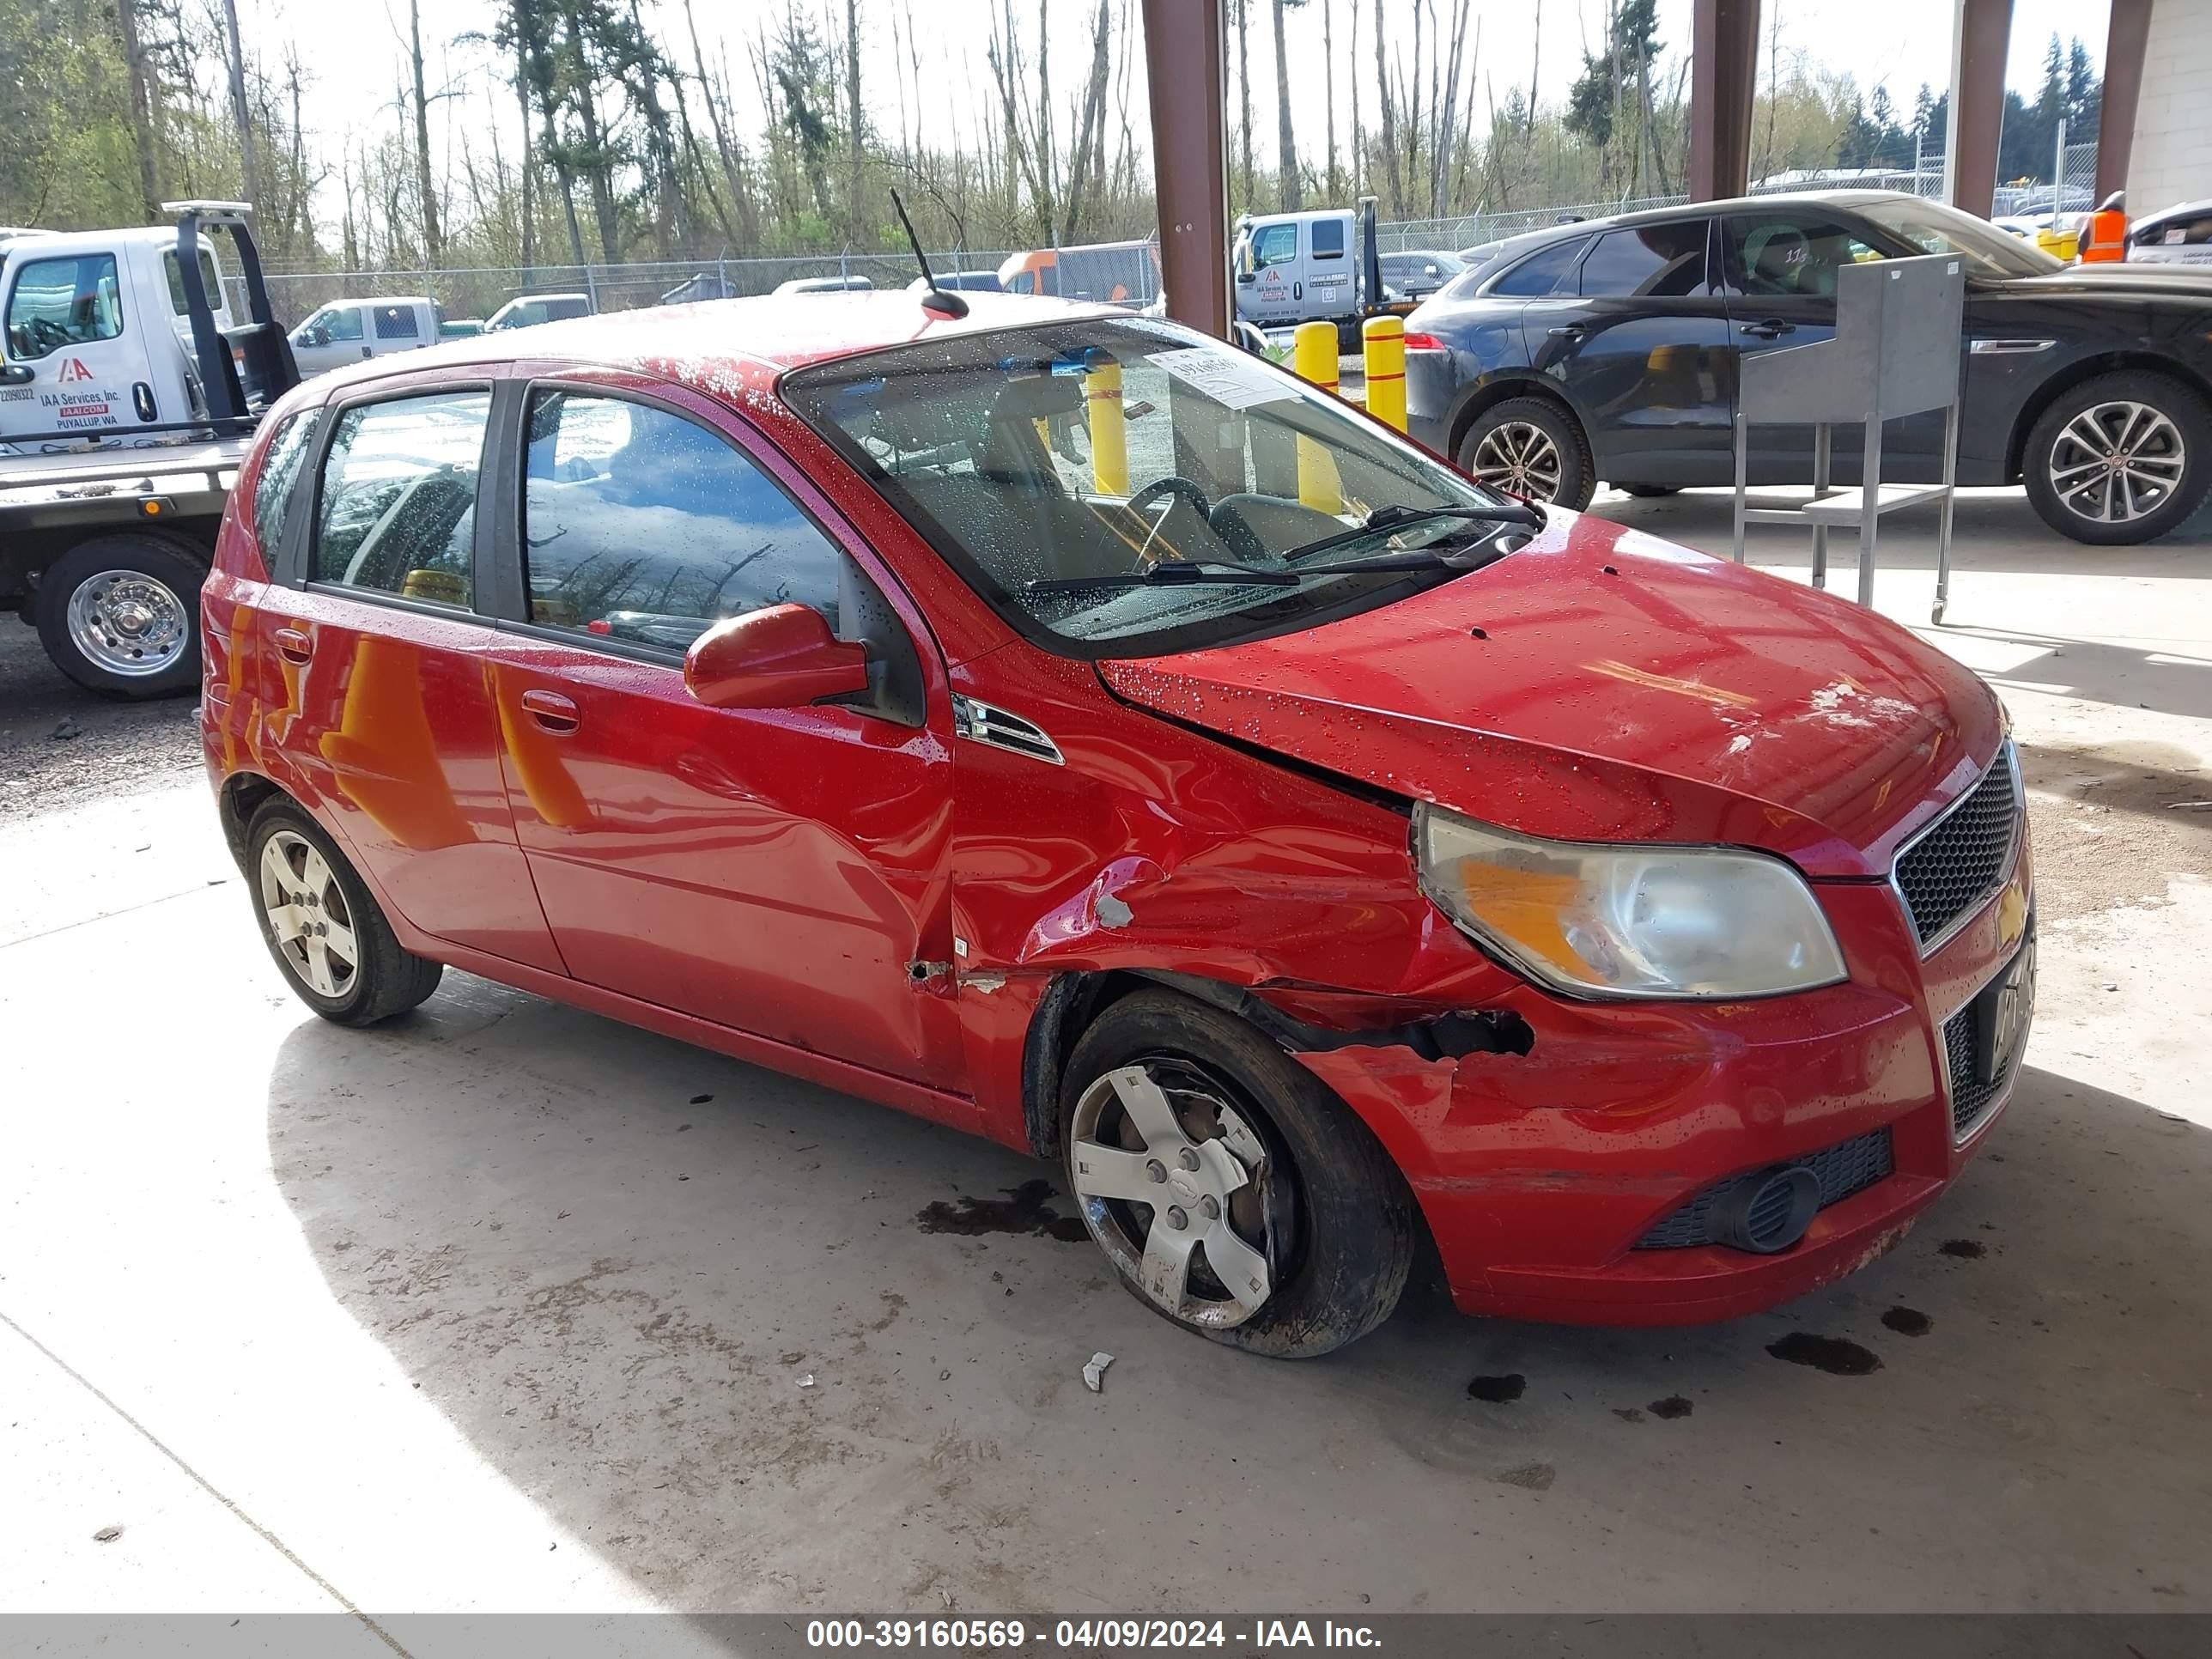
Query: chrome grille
1635 1128 1895 1250
1893 744 2021 952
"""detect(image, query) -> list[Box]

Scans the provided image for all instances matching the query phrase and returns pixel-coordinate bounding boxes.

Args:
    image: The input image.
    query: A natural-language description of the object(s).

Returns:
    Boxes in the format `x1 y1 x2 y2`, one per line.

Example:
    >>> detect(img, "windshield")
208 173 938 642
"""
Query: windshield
1855 197 2064 278
783 318 1518 658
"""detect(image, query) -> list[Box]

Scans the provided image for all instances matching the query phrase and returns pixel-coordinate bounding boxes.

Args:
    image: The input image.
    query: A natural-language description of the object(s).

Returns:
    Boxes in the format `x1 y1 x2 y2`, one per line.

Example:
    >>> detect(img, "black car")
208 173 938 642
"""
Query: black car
1404 190 2212 544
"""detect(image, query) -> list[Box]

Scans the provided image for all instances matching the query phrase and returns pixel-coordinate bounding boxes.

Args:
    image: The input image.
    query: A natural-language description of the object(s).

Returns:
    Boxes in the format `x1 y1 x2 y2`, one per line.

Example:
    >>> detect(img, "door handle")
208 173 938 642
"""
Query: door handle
271 627 313 664
1739 319 1796 339
1547 323 1588 338
520 688 580 733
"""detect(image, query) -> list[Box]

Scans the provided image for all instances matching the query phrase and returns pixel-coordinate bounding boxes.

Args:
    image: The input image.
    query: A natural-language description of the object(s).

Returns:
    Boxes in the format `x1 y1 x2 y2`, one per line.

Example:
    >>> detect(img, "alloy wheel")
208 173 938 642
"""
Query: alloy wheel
2046 399 2187 525
258 830 361 999
64 568 190 678
1468 420 1564 501
1066 1060 1291 1329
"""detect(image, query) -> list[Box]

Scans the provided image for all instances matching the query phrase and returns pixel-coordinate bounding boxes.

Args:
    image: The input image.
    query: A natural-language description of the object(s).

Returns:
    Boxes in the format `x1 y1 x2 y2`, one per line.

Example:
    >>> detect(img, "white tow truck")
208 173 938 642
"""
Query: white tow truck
0 202 298 695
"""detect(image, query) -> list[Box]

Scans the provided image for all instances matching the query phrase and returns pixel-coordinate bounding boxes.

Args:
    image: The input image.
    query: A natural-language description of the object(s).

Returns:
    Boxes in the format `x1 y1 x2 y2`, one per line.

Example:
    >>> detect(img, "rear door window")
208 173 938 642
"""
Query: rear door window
5 253 124 360
1579 222 1711 297
252 410 319 557
1310 219 1346 259
311 390 490 606
372 304 421 342
164 248 223 316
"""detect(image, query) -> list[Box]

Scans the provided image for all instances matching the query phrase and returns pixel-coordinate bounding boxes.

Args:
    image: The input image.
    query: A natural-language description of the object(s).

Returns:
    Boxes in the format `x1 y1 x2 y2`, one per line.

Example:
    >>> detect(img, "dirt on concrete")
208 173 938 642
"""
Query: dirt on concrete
0 625 200 825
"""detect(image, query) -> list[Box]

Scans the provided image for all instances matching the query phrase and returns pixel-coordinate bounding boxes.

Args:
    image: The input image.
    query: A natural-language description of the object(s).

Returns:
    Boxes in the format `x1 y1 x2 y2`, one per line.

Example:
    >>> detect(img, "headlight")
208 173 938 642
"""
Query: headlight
1414 805 1847 1000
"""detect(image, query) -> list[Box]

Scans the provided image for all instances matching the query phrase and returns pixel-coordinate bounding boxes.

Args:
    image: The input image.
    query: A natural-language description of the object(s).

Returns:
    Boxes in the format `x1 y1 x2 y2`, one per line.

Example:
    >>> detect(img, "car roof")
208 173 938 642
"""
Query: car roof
2133 199 2212 232
305 289 1126 401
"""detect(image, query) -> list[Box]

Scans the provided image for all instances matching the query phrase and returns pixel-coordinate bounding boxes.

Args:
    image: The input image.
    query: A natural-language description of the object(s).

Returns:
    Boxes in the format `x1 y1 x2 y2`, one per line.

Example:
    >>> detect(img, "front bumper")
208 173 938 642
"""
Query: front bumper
1294 854 2035 1326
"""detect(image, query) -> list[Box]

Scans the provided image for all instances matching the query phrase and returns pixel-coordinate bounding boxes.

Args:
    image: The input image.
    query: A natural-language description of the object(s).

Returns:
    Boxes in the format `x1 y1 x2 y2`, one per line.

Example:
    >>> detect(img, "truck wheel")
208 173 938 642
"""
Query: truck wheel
1059 988 1416 1358
35 534 206 698
246 798 444 1025
2023 371 2211 545
1458 397 1595 509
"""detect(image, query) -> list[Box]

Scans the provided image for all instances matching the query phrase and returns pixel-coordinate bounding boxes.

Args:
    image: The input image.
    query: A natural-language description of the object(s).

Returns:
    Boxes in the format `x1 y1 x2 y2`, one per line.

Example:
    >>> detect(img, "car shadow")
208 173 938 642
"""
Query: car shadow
266 975 2212 1611
1587 485 2212 574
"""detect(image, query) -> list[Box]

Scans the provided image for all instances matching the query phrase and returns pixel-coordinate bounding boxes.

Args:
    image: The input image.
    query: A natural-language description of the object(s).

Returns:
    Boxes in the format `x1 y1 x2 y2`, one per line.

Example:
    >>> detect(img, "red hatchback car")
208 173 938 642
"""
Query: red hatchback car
200 293 2033 1356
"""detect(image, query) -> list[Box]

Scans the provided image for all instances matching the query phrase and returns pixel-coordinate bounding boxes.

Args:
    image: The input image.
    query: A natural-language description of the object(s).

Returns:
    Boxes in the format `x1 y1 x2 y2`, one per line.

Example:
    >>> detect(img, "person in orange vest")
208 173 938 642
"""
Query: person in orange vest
2081 192 2128 263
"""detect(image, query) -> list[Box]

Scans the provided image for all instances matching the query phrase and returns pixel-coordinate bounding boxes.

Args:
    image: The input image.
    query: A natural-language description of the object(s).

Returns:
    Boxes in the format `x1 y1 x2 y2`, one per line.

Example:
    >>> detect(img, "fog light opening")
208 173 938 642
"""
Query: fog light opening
1711 1166 1820 1255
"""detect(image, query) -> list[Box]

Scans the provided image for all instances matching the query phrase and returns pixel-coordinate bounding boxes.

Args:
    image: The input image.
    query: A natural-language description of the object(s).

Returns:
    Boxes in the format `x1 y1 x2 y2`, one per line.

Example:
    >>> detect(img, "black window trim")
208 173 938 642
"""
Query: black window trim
484 374 923 685
284 377 501 626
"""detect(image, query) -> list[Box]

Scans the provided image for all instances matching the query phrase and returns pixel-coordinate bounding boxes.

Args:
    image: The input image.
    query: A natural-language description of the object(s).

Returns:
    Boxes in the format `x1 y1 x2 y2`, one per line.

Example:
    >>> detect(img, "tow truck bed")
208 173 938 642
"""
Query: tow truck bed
0 438 246 533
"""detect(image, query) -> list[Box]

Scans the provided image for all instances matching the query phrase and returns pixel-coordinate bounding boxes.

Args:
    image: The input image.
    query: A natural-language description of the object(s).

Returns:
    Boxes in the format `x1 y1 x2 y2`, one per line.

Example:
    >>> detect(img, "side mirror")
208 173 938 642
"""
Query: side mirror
0 362 31 386
1235 270 1256 284
684 603 868 710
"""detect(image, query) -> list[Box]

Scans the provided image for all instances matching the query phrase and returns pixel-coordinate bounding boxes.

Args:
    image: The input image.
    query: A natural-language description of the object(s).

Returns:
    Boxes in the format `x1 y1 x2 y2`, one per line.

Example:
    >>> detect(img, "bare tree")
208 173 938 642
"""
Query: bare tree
1272 0 1303 210
218 0 259 204
1371 0 1401 216
406 0 443 265
114 0 164 217
1233 0 1252 204
1060 0 1113 243
1322 0 1336 198
845 0 865 242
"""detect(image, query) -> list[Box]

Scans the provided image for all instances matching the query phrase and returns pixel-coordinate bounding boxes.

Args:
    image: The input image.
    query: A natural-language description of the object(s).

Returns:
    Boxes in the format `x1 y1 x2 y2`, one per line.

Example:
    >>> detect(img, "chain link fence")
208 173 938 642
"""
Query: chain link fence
235 140 2102 330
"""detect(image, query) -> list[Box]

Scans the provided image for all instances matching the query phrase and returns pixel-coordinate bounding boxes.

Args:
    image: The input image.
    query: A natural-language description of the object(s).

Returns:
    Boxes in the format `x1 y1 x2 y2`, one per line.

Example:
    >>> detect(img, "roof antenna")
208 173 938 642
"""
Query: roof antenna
890 187 968 319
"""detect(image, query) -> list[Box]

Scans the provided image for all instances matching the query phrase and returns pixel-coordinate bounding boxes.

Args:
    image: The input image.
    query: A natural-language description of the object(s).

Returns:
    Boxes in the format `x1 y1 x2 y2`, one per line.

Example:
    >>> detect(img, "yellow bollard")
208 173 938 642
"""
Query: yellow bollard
1085 356 1129 496
1291 321 1343 513
1361 314 1407 434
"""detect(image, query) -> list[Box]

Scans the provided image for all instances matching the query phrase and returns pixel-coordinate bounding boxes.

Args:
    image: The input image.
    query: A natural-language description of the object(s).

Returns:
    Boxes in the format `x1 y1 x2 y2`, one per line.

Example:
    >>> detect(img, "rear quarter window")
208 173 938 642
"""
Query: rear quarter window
1488 237 1588 297
252 410 319 558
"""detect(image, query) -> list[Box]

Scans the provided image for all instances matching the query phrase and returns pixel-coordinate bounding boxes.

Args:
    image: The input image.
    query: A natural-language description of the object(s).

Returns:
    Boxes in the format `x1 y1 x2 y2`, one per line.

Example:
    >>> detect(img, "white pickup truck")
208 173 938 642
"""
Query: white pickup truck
0 202 298 695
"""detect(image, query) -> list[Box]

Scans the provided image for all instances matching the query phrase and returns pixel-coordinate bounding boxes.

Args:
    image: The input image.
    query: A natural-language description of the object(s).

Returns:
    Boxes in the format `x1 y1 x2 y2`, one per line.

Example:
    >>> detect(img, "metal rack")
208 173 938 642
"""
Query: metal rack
1730 254 1966 622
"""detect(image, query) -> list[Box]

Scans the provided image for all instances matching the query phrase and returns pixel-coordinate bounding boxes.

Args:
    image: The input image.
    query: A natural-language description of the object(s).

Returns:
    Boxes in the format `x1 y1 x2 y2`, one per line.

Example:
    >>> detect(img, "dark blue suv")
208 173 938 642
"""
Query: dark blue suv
1405 190 2212 544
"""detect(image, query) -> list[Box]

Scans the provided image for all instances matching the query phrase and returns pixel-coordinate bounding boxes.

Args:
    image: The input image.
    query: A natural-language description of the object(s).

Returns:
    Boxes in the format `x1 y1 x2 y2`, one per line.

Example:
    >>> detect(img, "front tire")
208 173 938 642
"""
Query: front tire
1059 989 1415 1358
1615 482 1681 498
2023 371 2210 545
1457 396 1595 508
246 799 442 1025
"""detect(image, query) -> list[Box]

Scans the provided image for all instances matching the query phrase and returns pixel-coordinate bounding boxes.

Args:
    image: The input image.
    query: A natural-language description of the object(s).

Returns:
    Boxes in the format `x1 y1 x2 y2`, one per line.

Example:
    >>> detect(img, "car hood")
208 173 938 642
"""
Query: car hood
1982 264 2212 301
1098 511 2002 878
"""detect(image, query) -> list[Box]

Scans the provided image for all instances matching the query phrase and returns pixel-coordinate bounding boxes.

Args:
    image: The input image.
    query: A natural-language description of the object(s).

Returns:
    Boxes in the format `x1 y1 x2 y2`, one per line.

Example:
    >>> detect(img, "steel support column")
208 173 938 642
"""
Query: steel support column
1688 0 1761 201
2097 0 2154 202
1942 0 2014 217
1141 0 1231 338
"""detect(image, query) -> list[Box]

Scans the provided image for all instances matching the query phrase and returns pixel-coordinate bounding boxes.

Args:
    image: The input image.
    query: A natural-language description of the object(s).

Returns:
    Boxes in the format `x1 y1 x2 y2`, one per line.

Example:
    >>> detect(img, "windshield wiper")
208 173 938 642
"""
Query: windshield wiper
1027 561 1300 595
1291 544 1512 580
1278 500 1544 566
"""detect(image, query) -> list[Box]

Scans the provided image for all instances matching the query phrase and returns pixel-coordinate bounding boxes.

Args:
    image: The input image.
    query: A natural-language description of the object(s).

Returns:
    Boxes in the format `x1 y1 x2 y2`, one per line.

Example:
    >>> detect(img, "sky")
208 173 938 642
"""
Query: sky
241 0 2113 232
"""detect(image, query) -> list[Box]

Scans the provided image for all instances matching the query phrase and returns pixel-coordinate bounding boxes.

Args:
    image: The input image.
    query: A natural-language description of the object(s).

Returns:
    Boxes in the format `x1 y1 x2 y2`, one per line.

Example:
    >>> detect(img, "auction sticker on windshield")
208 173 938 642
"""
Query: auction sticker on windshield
1151 345 1292 411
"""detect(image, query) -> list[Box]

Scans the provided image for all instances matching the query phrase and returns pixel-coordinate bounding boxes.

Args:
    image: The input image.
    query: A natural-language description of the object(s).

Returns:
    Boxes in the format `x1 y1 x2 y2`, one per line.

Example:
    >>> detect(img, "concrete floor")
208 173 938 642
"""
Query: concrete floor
2 488 2209 1618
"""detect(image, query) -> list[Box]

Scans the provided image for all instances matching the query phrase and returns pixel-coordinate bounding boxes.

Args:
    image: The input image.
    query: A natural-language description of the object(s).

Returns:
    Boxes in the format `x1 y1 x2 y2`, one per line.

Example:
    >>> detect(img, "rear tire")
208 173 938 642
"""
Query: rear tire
246 798 443 1026
35 534 207 698
1457 396 1595 508
1616 483 1681 498
2022 370 2210 545
1059 989 1415 1358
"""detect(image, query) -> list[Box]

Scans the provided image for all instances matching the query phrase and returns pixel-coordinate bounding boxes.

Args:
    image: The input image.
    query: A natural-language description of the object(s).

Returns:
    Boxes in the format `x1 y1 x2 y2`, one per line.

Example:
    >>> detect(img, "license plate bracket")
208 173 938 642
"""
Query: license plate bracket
1973 930 2037 1087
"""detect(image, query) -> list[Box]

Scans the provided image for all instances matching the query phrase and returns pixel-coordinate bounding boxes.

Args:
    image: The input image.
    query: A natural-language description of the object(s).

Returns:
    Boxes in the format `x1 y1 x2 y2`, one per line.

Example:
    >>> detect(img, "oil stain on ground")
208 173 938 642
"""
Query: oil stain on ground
1492 1462 1555 1491
1765 1332 1884 1376
1648 1395 1694 1419
1467 1373 1526 1403
916 1178 1088 1243
1939 1238 1987 1259
1882 1305 1934 1336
